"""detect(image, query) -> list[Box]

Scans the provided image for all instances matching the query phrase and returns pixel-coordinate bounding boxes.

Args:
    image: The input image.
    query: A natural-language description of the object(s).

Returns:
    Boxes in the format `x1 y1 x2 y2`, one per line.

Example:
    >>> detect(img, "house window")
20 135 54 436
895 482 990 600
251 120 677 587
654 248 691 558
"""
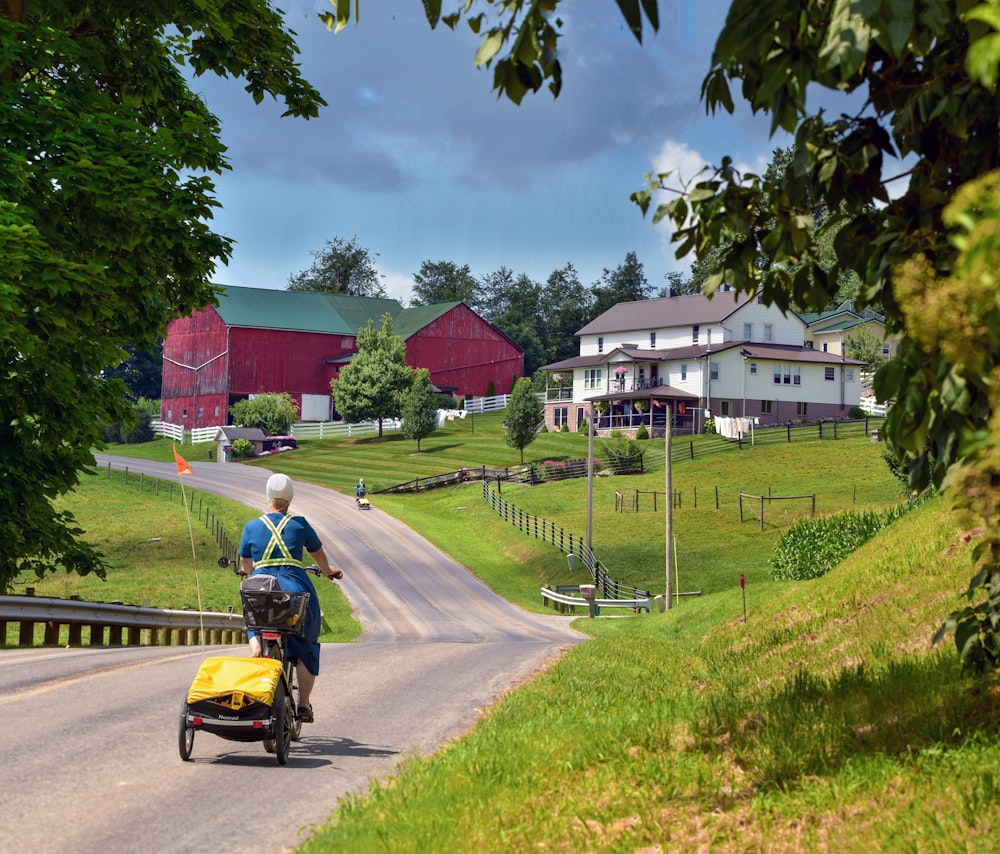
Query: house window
824 367 835 381
793 366 801 385
720 400 731 416
598 336 604 353
761 400 772 414
554 407 569 427
692 325 699 344
680 364 687 381
584 369 602 389
797 401 808 416
649 332 656 348
743 322 752 340
846 369 855 382
764 324 773 343
710 361 719 380
882 342 890 355
749 362 757 375
822 342 829 352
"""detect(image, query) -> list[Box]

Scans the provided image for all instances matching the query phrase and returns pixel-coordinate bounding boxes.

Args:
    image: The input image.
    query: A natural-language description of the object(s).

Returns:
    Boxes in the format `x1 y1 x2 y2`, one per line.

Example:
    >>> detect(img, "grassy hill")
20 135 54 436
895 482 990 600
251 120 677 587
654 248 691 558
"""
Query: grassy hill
71 420 1000 849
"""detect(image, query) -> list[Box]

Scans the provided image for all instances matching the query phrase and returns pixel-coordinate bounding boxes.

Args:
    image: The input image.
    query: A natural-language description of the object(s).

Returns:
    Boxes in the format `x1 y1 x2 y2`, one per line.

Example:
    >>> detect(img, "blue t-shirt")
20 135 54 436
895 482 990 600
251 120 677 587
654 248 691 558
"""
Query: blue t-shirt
239 512 323 565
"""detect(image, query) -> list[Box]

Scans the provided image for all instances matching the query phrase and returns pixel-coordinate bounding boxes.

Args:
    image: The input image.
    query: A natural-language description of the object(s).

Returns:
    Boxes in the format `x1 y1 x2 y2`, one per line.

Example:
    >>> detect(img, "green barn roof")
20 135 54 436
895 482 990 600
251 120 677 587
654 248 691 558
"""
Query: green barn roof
212 285 403 335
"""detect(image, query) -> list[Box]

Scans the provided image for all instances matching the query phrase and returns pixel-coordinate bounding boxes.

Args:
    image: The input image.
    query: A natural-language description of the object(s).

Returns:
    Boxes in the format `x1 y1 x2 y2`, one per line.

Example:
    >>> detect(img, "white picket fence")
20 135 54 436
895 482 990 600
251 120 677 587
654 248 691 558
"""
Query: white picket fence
152 392 534 444
859 397 891 417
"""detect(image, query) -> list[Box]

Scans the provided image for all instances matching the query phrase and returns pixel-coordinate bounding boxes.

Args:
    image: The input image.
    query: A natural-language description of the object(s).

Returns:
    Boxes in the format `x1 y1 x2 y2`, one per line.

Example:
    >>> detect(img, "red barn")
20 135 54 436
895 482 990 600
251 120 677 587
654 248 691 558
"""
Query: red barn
161 286 523 429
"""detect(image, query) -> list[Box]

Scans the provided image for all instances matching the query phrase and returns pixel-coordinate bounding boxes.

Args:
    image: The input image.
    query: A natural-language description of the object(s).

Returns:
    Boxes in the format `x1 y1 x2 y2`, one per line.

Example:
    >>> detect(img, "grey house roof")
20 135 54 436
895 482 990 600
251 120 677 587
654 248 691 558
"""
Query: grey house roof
577 291 752 336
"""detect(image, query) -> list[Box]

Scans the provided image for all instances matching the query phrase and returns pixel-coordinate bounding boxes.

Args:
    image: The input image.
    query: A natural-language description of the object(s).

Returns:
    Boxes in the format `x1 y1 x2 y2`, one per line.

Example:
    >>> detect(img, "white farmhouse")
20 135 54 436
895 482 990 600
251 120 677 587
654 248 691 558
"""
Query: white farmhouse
540 290 865 436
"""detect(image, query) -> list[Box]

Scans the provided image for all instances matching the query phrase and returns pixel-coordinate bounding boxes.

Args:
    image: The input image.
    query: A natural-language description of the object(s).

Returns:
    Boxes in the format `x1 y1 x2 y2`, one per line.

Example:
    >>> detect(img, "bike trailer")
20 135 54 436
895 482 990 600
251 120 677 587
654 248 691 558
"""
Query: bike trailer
183 656 284 742
357 496 372 510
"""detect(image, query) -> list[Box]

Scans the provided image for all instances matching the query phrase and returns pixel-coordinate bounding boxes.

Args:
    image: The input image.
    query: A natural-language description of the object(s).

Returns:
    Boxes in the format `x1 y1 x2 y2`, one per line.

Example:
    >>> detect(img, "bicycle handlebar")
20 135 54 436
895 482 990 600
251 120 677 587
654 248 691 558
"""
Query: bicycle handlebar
220 555 341 580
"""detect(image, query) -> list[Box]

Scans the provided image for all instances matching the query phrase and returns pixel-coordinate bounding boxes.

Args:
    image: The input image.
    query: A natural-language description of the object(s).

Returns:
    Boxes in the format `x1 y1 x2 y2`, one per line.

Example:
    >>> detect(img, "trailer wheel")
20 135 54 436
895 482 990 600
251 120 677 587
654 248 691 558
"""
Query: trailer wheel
178 700 195 761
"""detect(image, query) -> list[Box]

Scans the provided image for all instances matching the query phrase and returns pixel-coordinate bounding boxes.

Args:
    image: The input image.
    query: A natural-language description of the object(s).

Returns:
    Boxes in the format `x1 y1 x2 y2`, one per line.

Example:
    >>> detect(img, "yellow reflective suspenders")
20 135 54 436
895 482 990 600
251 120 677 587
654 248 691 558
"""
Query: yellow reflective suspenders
252 514 303 569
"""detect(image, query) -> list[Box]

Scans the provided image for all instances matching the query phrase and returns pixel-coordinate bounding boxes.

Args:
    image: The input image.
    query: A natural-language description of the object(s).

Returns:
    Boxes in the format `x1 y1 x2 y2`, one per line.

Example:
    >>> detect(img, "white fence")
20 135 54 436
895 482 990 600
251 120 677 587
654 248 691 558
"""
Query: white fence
153 393 535 444
859 397 891 417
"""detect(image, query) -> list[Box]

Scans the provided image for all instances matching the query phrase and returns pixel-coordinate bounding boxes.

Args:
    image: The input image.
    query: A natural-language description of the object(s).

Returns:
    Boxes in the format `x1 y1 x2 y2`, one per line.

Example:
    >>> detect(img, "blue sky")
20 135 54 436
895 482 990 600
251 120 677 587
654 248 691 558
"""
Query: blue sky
194 0 793 304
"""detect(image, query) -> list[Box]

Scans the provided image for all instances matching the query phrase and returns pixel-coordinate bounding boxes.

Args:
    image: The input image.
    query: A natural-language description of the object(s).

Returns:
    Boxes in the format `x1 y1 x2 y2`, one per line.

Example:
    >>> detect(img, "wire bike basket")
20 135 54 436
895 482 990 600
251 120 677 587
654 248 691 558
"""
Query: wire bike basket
240 590 310 636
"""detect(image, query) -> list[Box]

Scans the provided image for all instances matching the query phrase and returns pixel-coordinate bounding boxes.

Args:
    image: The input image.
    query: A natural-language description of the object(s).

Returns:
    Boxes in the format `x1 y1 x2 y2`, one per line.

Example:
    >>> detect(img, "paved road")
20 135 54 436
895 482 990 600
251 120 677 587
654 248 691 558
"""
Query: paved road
0 456 584 853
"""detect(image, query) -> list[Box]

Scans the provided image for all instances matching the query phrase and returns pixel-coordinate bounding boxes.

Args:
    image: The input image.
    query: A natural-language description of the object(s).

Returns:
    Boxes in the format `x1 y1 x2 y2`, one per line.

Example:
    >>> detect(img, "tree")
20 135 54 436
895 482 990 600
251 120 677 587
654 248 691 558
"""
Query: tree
287 236 386 297
539 263 593 364
843 325 885 373
504 377 542 463
401 368 438 451
411 260 478 306
629 1 1000 669
331 313 413 438
476 266 517 323
102 341 164 402
590 252 652 317
229 392 299 436
1 3 323 591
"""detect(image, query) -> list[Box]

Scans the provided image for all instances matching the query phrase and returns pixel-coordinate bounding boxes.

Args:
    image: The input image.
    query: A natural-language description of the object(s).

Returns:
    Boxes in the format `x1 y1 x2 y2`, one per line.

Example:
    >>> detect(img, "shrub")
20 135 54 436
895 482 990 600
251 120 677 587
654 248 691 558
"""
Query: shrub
231 438 255 458
703 418 716 434
578 419 589 434
560 422 569 432
635 422 649 440
849 406 865 418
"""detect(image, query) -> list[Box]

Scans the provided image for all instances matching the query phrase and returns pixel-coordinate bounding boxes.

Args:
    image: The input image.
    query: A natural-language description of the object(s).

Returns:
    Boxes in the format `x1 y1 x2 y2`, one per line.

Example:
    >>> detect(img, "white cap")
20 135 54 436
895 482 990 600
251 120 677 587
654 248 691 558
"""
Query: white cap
265 473 294 502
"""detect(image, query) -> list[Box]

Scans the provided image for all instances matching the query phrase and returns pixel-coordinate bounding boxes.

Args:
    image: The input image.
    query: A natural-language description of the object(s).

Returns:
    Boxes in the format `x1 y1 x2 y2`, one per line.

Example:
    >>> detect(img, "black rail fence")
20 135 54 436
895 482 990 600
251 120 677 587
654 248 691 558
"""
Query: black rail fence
100 461 240 565
377 459 593 495
481 481 650 602
667 416 880 466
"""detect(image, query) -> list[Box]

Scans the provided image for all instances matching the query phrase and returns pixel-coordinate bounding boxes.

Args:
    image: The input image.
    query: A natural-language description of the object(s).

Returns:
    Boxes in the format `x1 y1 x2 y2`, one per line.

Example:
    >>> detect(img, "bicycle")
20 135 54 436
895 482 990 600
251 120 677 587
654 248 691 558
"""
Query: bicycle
177 558 339 765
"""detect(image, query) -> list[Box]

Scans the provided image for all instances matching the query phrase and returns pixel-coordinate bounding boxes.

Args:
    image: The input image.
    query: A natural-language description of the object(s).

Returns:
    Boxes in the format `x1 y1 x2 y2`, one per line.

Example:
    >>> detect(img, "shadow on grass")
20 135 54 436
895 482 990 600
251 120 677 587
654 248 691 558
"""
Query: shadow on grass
695 652 1000 789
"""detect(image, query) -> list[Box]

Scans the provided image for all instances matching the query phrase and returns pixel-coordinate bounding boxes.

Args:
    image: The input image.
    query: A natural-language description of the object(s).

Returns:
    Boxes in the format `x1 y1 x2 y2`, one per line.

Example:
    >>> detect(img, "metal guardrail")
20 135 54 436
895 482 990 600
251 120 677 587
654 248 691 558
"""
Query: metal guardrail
0 595 247 648
540 586 657 616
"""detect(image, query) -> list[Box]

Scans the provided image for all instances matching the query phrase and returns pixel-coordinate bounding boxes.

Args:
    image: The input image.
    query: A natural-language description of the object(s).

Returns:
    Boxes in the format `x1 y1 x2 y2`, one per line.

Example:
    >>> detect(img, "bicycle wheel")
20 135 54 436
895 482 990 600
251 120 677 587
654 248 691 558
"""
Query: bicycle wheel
178 699 195 761
273 682 292 765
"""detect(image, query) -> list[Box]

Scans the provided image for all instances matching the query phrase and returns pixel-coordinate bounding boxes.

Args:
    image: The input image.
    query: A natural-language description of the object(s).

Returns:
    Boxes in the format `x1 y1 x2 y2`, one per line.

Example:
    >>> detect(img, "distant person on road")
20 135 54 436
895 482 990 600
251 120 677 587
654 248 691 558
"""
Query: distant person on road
238 473 341 723
355 477 366 503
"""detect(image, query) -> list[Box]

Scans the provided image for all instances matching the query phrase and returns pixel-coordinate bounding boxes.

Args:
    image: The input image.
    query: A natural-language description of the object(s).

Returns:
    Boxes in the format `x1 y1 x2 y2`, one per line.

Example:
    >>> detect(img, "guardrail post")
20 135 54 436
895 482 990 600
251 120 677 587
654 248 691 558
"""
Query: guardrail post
68 623 83 645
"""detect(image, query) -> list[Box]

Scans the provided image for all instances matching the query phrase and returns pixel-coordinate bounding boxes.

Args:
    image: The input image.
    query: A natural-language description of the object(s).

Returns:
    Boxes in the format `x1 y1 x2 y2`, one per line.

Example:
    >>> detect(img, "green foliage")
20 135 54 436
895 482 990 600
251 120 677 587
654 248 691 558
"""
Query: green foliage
559 422 569 433
286 235 385 297
770 505 912 581
578 418 589 435
702 418 716 434
332 313 412 437
599 434 645 473
635 421 649 440
504 377 543 463
229 392 298 435
230 438 255 458
844 324 886 371
410 259 477 305
100 402 154 446
401 368 438 451
0 3 323 591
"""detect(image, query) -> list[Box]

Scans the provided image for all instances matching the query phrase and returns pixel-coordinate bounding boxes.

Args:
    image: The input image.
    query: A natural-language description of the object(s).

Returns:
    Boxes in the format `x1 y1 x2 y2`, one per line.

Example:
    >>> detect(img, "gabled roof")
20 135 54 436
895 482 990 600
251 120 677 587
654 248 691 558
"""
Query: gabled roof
392 303 459 339
576 291 752 336
212 285 402 335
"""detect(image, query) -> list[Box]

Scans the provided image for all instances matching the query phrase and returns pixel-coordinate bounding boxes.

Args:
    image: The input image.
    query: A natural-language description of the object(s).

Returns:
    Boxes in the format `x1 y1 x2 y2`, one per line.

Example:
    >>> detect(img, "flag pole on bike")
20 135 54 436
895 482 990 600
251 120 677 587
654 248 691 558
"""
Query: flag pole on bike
173 443 206 653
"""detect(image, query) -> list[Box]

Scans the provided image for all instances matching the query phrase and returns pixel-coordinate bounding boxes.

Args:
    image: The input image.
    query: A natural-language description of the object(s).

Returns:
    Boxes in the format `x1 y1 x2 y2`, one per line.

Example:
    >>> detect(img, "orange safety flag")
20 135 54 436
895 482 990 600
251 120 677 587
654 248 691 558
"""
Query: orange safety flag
173 443 193 475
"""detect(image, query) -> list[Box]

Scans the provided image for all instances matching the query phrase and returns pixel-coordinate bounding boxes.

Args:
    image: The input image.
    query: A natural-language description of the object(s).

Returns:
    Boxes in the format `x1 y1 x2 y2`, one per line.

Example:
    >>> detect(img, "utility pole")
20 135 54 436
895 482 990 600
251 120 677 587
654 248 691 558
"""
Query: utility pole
665 405 673 610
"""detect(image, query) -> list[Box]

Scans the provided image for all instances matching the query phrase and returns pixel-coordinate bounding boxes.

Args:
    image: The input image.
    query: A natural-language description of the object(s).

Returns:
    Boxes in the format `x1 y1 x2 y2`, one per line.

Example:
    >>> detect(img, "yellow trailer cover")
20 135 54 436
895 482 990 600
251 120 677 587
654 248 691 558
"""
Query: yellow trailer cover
187 656 283 706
